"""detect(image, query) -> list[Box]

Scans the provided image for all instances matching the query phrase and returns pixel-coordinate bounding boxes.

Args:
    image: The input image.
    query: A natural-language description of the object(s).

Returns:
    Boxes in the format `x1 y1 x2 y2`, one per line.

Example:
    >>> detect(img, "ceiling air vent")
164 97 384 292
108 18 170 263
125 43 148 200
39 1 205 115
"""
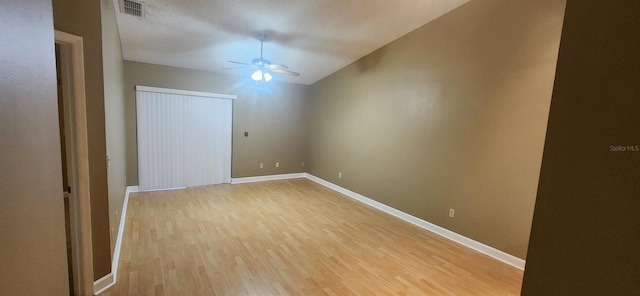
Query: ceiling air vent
121 0 143 17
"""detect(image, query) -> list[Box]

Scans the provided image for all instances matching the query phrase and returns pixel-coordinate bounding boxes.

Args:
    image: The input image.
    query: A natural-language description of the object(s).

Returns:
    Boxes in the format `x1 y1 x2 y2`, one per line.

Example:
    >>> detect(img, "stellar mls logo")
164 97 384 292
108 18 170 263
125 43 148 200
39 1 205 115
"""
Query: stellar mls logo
609 145 640 152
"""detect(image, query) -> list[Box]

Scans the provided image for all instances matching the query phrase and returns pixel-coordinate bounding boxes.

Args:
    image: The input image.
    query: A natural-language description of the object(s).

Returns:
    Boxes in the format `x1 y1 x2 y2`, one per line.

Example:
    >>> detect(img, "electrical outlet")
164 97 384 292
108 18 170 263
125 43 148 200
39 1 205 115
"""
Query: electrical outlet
338 172 342 178
449 208 455 218
115 211 118 222
260 163 264 169
301 162 305 167
276 162 280 168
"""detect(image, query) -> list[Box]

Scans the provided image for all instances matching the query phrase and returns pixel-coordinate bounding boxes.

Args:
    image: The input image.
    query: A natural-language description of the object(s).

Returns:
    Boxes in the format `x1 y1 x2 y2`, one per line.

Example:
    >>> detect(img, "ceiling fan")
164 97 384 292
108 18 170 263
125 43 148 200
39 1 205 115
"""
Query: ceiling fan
224 33 300 82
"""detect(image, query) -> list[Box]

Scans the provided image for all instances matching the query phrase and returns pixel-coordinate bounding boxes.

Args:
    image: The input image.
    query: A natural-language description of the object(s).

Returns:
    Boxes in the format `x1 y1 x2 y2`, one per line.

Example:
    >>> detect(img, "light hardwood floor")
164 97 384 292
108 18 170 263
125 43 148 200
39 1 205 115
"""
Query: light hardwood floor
100 178 523 295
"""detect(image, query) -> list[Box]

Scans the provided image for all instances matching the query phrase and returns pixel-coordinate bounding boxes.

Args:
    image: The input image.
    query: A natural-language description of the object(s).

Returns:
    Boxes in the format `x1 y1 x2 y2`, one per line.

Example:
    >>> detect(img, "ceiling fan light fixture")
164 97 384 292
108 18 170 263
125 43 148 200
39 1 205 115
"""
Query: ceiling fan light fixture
251 70 272 82
251 70 263 81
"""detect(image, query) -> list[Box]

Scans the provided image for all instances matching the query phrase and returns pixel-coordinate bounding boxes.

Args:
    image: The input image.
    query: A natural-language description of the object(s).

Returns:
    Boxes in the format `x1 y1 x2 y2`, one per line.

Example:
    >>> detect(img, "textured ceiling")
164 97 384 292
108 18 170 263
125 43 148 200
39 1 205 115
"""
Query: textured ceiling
114 0 471 85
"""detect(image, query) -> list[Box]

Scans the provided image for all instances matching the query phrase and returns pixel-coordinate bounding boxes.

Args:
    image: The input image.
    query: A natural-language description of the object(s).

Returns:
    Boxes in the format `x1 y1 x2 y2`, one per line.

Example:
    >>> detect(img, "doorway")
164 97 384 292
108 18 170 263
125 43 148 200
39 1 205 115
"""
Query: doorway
55 30 94 296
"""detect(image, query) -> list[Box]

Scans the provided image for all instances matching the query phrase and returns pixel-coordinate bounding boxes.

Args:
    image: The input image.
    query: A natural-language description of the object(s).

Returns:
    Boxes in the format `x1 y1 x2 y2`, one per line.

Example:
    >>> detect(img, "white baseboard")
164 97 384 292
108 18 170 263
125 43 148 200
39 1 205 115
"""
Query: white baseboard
95 185 138 295
93 272 114 295
304 173 526 270
112 186 138 278
231 173 306 184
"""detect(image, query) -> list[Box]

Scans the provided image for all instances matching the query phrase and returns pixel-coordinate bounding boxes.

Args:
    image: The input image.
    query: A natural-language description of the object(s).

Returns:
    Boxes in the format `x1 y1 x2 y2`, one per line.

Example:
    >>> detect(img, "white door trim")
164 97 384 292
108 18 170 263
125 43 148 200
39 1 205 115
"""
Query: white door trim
55 30 94 296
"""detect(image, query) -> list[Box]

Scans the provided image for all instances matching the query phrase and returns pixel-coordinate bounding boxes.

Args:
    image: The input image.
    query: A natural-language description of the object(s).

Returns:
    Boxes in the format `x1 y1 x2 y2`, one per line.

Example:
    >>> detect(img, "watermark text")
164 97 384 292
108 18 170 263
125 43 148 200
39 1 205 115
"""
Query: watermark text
610 145 639 152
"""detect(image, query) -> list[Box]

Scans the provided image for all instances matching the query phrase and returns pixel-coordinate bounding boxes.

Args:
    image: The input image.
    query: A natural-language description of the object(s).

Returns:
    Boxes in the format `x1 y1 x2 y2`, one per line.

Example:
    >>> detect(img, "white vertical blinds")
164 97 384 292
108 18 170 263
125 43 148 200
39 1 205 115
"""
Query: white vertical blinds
136 86 234 191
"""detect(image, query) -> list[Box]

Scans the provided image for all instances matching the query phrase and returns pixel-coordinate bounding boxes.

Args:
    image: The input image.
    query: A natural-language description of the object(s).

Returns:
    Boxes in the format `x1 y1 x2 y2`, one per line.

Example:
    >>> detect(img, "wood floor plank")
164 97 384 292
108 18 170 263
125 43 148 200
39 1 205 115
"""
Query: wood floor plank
100 179 523 295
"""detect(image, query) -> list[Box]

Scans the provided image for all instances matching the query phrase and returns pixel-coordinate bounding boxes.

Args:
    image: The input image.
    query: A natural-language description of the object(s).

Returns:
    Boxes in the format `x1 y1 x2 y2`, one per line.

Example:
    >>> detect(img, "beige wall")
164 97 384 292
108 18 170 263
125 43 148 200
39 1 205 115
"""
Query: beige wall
102 0 127 256
522 1 640 294
52 0 112 280
124 61 310 184
0 0 69 294
307 0 566 259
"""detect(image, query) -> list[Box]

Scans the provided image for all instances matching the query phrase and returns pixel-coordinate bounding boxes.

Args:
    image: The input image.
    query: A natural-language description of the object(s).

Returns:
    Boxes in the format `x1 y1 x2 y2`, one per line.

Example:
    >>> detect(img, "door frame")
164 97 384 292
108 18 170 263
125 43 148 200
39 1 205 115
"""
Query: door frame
55 30 94 296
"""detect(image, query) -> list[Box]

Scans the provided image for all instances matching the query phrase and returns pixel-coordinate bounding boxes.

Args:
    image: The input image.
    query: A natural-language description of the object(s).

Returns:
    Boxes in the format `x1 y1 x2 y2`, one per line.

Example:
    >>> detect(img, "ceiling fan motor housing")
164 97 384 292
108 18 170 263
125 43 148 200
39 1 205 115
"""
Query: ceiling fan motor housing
252 58 271 67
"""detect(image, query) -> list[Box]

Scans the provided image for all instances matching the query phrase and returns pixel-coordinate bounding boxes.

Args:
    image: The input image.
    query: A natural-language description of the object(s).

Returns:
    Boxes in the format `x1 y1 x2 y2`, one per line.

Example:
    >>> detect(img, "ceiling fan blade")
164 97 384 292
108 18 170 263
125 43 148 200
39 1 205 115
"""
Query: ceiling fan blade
266 63 289 70
270 67 300 77
228 60 251 66
223 66 251 70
